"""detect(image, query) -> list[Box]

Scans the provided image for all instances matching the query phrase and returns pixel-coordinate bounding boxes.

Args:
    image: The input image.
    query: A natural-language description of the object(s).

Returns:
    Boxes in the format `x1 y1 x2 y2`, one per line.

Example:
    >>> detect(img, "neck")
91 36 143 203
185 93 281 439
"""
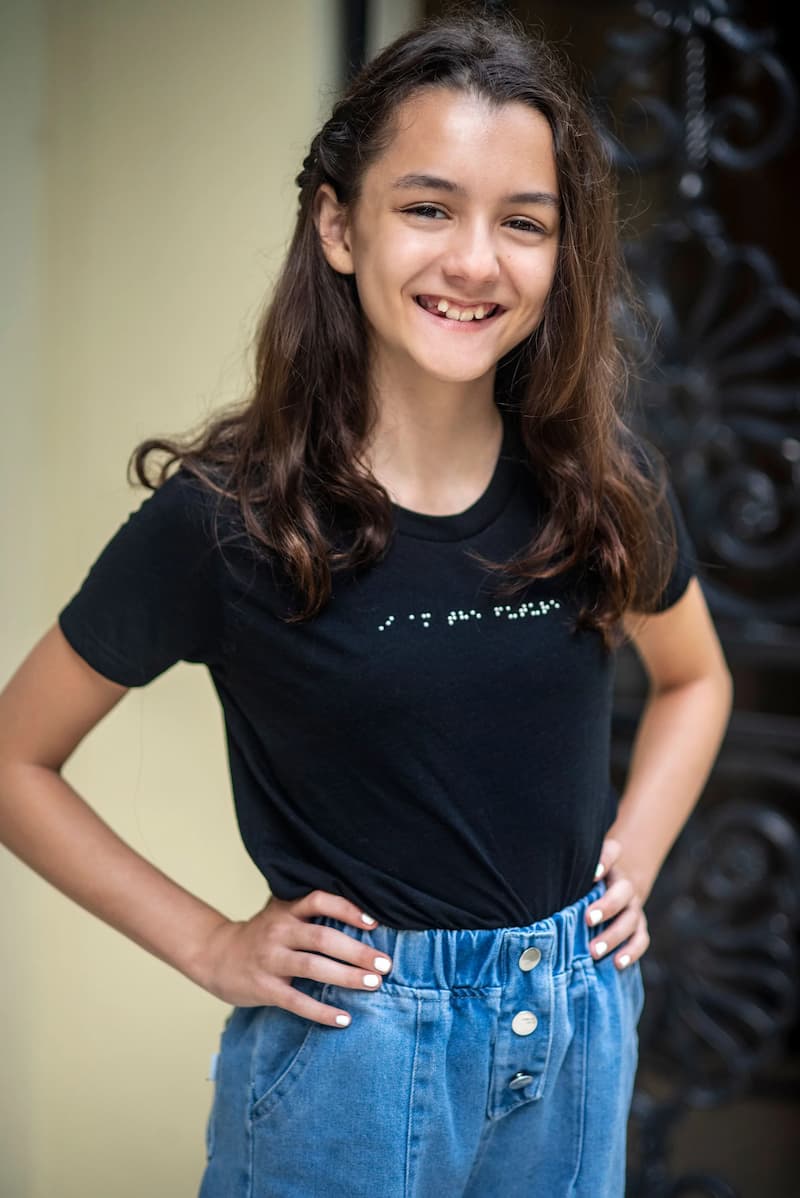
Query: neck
362 371 504 517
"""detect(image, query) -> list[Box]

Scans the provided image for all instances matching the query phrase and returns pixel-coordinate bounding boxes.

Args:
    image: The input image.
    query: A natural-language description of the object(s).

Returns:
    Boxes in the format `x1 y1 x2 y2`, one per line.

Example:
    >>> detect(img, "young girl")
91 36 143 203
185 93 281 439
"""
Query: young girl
0 9 733 1197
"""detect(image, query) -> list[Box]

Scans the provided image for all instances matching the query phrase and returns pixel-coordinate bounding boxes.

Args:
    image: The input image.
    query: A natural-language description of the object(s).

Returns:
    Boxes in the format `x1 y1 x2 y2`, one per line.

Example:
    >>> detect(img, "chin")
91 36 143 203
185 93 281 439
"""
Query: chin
413 353 497 384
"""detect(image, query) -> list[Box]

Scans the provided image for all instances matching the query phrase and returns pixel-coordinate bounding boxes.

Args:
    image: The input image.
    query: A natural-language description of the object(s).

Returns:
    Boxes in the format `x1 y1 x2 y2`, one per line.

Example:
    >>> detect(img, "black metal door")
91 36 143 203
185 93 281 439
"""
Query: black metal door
413 2 800 1192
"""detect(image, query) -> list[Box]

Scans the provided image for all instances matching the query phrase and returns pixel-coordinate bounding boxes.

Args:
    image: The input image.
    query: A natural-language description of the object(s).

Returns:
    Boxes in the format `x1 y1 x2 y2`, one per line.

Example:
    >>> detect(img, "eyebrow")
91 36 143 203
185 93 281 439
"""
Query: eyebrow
391 173 560 208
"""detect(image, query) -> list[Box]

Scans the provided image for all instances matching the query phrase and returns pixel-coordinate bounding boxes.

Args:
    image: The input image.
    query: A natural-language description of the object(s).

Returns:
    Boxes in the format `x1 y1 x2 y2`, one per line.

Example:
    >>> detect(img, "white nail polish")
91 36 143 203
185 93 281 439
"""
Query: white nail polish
363 974 380 987
361 913 377 926
335 1013 351 1026
588 909 603 926
594 863 605 880
374 957 391 973
618 954 631 969
594 941 608 957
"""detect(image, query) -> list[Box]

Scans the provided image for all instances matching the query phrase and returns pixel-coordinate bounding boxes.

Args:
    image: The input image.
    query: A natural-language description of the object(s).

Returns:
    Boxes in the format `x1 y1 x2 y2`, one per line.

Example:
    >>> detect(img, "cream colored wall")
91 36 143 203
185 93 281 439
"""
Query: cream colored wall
2 2 350 1195
1 4 48 1193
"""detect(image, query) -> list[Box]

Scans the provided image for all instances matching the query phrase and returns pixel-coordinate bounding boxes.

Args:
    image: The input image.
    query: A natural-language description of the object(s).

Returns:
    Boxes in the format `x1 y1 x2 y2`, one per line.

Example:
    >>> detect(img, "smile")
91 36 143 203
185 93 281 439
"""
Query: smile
414 294 505 323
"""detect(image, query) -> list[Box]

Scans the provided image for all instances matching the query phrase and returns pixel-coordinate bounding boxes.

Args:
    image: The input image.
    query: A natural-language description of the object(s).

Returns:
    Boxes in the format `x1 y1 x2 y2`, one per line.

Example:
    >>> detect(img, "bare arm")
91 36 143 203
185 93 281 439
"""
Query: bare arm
0 624 235 980
0 625 394 1025
611 575 734 901
585 577 734 967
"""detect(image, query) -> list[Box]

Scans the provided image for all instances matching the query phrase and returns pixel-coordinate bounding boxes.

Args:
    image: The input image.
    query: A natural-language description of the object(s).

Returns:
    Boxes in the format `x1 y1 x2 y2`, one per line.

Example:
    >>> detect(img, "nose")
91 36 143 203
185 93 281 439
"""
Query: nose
440 219 501 290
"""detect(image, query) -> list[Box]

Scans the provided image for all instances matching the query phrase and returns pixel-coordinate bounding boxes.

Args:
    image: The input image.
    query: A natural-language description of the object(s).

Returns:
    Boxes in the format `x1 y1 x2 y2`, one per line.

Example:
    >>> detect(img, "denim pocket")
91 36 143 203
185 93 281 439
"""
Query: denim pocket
249 977 329 1124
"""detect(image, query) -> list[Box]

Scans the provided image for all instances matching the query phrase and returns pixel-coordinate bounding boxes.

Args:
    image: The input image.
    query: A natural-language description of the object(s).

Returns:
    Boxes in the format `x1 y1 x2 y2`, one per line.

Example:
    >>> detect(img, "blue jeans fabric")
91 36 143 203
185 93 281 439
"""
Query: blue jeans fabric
198 879 644 1198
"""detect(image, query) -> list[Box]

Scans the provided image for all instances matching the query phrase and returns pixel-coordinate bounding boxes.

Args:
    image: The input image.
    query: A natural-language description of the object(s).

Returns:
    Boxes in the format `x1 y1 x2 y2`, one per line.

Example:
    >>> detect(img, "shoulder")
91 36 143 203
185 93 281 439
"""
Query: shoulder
134 464 239 543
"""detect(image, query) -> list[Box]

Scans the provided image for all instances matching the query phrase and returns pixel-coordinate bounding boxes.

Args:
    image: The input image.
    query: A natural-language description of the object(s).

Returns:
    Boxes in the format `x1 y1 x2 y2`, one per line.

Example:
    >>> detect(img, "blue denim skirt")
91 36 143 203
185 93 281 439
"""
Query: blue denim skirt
198 879 644 1198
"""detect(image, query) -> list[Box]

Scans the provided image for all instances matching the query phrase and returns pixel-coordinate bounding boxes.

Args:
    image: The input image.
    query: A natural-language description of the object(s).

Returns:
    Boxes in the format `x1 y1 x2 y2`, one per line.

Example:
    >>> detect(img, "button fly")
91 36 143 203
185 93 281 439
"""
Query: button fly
511 1010 539 1035
508 1071 534 1090
518 947 542 971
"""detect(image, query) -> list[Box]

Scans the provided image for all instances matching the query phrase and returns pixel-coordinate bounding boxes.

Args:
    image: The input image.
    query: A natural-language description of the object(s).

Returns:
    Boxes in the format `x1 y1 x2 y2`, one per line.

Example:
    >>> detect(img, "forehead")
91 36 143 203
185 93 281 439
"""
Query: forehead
362 88 558 196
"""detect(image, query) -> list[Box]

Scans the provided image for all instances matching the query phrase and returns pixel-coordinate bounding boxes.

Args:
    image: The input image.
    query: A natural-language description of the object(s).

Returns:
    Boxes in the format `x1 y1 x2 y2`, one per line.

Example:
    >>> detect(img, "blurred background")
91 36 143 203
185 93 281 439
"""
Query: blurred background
1 1 797 1195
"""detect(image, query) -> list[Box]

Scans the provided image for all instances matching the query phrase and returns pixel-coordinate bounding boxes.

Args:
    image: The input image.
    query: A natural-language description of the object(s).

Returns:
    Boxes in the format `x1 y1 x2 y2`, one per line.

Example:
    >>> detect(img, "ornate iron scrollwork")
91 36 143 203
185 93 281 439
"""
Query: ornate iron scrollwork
594 3 800 1195
642 799 799 1106
623 207 800 623
626 793 800 1197
598 1 797 182
596 2 800 631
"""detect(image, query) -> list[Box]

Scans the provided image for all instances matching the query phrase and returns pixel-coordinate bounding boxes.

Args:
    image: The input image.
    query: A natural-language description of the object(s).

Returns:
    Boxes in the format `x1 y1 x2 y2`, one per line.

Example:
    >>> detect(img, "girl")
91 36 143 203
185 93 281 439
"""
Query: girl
0 8 733 1197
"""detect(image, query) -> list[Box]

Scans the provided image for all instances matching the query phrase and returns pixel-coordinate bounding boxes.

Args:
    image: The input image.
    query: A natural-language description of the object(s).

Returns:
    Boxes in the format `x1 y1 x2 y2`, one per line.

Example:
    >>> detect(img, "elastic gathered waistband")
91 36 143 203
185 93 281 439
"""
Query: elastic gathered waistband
313 880 607 991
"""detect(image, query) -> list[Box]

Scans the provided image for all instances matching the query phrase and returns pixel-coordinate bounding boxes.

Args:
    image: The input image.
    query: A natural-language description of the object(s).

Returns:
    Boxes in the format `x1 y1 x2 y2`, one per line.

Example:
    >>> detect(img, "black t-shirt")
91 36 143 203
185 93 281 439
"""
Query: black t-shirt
58 412 696 929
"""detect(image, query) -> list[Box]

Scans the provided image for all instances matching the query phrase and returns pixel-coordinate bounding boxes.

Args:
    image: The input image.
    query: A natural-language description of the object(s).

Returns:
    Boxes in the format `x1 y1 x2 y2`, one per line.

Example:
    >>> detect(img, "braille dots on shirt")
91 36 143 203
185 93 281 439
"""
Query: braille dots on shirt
447 609 482 627
378 611 432 631
376 598 560 633
492 600 560 620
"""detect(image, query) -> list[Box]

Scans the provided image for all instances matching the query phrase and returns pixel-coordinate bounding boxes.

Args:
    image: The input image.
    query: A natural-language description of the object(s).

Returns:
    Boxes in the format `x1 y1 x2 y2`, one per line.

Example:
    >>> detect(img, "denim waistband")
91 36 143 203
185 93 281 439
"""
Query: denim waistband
313 880 607 991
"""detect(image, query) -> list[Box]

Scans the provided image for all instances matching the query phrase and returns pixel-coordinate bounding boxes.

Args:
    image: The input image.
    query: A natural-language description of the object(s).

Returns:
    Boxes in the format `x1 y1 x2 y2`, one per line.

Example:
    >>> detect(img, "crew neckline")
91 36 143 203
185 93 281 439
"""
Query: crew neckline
393 407 523 542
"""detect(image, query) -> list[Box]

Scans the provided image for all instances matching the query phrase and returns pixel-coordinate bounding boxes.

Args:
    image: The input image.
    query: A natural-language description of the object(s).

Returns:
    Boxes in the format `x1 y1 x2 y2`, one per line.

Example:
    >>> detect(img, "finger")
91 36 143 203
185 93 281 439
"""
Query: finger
292 917 392 980
593 836 622 881
612 922 650 970
286 947 390 994
268 979 354 1029
291 888 380 930
589 903 641 961
585 875 635 927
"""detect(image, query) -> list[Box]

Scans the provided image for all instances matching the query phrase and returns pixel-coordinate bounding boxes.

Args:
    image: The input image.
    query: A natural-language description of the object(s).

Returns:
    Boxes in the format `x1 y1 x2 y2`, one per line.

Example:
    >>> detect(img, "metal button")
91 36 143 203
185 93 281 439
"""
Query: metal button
511 1010 539 1036
509 1071 534 1090
518 947 542 971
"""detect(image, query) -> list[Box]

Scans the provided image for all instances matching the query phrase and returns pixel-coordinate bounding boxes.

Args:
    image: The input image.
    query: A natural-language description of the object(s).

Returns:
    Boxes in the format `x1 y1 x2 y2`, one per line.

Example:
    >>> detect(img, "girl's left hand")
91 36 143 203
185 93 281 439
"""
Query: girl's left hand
586 837 651 970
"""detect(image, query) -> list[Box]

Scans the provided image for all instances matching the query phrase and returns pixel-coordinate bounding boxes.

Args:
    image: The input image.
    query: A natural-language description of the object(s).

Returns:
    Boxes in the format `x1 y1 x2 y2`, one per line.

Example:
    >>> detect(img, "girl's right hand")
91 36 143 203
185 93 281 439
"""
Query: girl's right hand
194 889 392 1027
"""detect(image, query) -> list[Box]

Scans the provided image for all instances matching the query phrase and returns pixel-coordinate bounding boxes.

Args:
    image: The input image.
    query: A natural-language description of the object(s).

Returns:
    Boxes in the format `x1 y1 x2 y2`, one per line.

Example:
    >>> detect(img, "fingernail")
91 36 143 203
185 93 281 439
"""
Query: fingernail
361 913 377 926
618 954 631 969
335 1013 351 1026
374 957 391 974
593 941 608 958
363 974 381 987
594 863 605 880
588 908 604 926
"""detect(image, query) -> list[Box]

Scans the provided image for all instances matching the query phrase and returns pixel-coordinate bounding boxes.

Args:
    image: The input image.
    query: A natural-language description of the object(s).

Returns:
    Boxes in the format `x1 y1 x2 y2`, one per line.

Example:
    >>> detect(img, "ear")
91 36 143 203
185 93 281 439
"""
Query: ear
313 183 355 275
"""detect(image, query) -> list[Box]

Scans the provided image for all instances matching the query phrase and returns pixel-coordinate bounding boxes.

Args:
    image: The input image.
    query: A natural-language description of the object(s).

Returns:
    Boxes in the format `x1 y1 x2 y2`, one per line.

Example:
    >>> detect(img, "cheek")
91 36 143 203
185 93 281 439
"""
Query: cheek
351 270 403 345
352 249 415 322
518 252 559 306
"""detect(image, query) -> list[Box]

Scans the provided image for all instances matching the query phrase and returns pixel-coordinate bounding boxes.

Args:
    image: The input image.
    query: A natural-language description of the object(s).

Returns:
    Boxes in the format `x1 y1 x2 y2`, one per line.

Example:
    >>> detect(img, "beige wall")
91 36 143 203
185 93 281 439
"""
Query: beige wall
0 2 428 1194
1 3 48 1192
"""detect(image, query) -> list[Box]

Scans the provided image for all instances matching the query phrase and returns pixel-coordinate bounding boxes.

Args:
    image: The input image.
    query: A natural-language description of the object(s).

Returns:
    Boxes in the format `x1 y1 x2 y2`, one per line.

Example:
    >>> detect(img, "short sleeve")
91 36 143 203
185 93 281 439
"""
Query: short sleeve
654 474 697 611
627 433 698 613
58 469 222 686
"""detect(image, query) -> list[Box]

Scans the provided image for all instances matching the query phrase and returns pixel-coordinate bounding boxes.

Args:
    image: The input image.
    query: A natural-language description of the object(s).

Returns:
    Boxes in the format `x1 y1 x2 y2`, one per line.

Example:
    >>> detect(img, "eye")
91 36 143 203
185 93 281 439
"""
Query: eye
505 218 545 234
403 204 448 220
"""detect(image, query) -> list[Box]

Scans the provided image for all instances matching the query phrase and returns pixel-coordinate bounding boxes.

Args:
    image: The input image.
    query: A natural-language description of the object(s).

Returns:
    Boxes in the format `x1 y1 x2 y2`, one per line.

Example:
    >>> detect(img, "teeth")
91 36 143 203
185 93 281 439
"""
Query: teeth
421 297 497 321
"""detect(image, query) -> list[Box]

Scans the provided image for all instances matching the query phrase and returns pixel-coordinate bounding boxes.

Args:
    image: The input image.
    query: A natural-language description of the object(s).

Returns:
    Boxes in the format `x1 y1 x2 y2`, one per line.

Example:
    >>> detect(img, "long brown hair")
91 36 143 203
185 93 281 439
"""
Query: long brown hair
131 6 679 651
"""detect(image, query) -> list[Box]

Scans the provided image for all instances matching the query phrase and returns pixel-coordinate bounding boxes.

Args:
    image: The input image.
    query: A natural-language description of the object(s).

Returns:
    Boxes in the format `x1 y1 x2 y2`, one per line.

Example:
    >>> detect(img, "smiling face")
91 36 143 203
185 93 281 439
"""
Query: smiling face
315 87 561 393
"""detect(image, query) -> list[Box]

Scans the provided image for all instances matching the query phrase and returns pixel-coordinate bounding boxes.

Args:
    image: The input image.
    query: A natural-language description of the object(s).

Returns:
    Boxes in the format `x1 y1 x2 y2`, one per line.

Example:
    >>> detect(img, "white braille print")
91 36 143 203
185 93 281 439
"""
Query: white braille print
491 600 560 621
446 608 483 627
377 598 560 633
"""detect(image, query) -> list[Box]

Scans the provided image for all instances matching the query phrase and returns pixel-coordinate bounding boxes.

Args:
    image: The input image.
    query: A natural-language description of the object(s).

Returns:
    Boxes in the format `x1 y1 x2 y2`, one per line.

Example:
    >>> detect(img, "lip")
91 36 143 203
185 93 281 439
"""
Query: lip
413 295 507 330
